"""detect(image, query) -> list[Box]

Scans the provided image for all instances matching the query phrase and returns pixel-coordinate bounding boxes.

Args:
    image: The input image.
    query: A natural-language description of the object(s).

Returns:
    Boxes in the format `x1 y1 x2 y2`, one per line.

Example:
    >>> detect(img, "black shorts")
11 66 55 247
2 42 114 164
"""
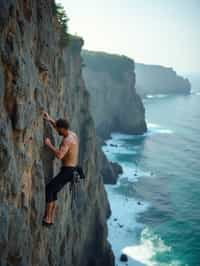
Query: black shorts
45 166 77 203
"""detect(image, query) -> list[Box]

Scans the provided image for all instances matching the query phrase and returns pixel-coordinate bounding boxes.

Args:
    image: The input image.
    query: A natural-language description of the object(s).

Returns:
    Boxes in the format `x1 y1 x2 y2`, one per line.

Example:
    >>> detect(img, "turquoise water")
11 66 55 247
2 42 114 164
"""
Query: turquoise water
103 91 200 266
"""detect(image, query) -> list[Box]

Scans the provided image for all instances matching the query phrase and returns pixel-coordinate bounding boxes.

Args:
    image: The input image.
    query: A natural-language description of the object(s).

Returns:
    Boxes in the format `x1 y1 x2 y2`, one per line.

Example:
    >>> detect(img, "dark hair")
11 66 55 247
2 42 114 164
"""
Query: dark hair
56 118 70 130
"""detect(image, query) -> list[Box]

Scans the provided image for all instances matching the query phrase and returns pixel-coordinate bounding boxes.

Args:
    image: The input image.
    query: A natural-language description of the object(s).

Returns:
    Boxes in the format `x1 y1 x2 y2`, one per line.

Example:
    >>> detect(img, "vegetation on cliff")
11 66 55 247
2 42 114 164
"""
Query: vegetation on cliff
52 2 70 47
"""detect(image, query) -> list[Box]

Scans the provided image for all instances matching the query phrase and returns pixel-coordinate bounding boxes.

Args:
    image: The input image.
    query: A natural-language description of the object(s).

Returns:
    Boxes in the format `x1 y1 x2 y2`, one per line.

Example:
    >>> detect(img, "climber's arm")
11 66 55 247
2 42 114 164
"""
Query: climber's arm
48 117 57 131
44 138 70 160
43 111 57 131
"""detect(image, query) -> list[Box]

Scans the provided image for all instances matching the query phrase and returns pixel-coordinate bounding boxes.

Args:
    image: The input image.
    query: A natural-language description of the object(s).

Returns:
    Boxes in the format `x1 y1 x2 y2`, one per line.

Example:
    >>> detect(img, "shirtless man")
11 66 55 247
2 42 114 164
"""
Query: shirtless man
42 111 79 226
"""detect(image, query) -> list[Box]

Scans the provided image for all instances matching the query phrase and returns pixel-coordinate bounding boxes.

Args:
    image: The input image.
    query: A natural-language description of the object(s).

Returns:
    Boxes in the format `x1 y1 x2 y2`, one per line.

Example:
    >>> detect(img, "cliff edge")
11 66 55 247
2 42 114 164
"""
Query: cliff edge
135 63 191 97
82 50 147 140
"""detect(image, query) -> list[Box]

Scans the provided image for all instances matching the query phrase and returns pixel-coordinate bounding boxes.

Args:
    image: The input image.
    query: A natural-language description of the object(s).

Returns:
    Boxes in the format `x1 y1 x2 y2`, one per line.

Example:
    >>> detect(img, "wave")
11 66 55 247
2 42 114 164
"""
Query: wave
190 90 200 95
117 162 153 184
103 142 137 155
102 123 172 179
110 132 144 140
146 94 169 99
102 128 182 266
105 184 150 266
122 227 183 266
104 123 174 144
103 134 155 266
147 122 174 135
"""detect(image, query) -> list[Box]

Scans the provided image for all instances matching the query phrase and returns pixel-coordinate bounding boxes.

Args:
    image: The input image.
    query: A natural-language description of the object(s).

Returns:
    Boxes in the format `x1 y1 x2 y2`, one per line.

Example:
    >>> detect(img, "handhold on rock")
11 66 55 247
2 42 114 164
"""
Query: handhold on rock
120 253 128 262
37 61 48 72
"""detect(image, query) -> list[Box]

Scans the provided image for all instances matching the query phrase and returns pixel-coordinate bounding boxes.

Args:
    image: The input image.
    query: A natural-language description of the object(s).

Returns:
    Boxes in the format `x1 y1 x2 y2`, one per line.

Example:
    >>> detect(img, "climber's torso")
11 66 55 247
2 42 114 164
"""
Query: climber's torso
60 130 79 167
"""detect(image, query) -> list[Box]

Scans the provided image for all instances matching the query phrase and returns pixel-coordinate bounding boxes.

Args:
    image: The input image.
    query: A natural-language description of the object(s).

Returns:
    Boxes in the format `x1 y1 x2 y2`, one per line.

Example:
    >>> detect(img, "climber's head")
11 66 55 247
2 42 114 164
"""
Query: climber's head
55 118 70 136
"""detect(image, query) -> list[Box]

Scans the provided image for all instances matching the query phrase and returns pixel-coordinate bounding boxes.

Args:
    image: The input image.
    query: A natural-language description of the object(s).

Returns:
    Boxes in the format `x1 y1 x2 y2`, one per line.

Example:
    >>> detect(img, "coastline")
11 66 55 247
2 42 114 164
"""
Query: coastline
101 121 177 266
101 133 151 266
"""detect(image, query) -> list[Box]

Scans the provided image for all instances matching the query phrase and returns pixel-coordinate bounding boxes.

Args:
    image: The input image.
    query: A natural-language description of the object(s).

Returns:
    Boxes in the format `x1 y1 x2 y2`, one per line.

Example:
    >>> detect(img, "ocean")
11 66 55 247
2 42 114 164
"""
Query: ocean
103 90 200 266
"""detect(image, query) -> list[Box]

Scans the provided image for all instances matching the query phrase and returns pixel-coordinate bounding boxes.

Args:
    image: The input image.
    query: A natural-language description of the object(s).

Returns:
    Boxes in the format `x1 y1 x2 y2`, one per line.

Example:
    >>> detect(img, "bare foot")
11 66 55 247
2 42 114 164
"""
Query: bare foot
42 220 53 226
43 216 52 224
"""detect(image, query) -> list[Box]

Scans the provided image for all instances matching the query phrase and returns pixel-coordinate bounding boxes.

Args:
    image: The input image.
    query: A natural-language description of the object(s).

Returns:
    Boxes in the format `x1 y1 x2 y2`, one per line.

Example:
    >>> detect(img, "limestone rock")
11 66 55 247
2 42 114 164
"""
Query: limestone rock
135 63 191 97
120 253 128 262
0 1 114 266
82 50 147 140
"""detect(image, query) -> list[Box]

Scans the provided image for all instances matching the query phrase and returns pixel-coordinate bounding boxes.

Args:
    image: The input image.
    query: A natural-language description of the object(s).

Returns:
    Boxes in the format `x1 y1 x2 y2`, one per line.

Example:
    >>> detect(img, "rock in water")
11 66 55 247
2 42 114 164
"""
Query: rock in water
120 253 128 262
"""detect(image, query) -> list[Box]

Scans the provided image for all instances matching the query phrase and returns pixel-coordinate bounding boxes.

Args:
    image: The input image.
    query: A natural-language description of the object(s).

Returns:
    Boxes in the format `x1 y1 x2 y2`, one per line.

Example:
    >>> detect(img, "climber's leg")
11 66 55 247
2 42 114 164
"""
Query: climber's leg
43 201 55 223
51 201 57 223
43 201 54 224
43 166 75 225
43 200 57 224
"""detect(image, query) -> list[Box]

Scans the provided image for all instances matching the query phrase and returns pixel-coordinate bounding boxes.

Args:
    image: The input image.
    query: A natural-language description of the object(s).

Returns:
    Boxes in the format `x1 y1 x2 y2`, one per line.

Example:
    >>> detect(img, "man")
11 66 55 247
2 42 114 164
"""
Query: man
42 111 79 226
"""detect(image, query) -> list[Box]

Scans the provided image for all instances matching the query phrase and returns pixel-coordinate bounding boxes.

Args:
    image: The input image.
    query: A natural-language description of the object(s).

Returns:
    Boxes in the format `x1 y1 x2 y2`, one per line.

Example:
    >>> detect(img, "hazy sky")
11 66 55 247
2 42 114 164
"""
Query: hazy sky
58 0 200 74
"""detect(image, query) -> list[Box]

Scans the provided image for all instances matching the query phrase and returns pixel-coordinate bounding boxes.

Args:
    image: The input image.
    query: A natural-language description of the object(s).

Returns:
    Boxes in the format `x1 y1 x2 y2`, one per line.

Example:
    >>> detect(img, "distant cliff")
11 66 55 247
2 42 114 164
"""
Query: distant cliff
135 63 191 96
0 1 115 265
82 50 147 139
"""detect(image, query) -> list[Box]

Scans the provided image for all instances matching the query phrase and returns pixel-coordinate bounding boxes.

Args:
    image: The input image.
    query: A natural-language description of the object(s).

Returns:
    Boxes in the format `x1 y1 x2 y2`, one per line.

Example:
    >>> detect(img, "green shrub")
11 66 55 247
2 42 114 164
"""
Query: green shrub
52 2 70 47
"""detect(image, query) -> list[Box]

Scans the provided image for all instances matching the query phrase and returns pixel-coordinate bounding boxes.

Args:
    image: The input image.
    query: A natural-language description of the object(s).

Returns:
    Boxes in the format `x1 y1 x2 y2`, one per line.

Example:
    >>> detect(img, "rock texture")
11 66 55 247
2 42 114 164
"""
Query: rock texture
96 138 123 184
135 63 191 97
0 1 115 266
82 50 147 140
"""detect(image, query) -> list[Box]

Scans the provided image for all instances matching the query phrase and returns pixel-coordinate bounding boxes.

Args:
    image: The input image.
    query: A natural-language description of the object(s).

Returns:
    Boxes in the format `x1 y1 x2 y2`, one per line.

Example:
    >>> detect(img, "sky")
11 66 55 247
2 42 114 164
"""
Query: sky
58 0 200 74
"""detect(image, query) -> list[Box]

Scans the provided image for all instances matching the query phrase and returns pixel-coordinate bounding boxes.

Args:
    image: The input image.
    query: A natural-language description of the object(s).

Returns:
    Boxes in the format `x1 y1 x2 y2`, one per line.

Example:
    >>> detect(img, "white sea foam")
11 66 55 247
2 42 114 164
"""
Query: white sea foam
146 94 168 99
117 162 153 184
103 144 137 155
105 123 174 142
106 174 182 266
103 135 152 266
147 122 174 135
105 184 150 266
103 129 181 266
110 132 142 140
147 123 161 128
190 90 200 95
122 227 182 266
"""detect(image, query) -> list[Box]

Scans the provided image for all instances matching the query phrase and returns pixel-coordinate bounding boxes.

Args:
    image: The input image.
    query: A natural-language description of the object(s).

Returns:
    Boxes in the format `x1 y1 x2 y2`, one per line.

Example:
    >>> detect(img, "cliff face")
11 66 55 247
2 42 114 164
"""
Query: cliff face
0 1 115 266
135 63 191 97
82 50 147 140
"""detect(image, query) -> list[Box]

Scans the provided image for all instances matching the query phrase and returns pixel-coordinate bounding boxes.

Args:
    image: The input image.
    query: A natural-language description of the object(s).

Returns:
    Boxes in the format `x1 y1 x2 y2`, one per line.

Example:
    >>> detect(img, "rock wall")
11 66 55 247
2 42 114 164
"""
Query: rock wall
135 63 191 96
0 1 115 265
96 137 123 184
82 50 147 140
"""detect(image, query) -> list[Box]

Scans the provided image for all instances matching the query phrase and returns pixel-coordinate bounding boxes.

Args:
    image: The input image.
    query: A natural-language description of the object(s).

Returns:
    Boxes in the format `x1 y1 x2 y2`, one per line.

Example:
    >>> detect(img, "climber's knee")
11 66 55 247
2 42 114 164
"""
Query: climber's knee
45 192 57 203
45 183 58 203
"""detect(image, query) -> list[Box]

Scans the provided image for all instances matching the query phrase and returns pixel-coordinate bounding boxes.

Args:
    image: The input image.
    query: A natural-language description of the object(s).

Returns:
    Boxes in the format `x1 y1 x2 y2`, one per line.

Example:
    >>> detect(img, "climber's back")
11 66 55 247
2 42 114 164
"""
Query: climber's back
60 130 79 167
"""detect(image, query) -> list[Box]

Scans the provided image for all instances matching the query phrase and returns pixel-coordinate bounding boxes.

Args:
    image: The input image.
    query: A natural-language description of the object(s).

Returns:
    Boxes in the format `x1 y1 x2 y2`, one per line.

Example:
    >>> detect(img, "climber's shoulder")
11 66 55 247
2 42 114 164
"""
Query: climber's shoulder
64 131 78 144
69 130 78 142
